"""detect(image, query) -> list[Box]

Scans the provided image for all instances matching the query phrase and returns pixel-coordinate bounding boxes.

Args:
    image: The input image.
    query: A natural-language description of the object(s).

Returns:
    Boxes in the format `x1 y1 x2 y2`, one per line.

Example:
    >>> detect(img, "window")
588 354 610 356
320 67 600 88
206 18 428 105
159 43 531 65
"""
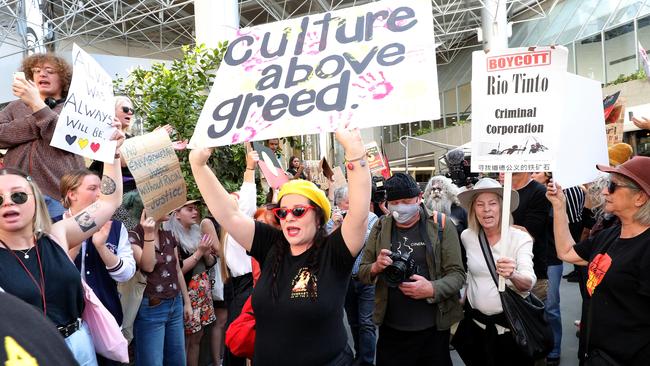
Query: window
576 33 604 82
604 22 636 83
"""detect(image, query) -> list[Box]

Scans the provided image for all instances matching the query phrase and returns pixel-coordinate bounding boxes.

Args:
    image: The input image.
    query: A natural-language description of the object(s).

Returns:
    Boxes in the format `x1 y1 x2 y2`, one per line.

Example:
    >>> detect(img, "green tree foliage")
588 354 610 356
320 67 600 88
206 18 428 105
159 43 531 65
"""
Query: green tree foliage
114 43 249 199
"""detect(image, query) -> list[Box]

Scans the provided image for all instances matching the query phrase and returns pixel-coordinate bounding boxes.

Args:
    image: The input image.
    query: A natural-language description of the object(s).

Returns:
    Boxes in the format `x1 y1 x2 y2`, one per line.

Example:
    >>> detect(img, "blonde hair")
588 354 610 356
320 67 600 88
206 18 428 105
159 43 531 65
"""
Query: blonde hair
0 168 51 238
59 169 97 209
467 192 513 233
115 96 133 109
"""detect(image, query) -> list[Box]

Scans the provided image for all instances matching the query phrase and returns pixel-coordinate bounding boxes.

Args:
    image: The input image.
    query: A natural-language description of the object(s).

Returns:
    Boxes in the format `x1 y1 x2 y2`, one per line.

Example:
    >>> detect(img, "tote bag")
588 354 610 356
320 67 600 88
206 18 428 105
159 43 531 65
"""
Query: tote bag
81 280 129 362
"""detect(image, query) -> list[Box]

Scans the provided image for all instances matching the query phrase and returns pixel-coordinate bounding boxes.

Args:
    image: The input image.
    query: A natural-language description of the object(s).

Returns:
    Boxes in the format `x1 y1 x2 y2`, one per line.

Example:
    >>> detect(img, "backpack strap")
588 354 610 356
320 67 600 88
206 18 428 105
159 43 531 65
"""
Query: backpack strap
432 210 446 243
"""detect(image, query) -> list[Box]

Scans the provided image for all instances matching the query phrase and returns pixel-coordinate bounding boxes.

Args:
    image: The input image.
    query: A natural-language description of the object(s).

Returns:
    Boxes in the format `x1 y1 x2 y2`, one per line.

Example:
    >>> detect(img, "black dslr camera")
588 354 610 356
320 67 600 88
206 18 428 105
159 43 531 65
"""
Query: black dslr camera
371 176 386 203
384 251 419 287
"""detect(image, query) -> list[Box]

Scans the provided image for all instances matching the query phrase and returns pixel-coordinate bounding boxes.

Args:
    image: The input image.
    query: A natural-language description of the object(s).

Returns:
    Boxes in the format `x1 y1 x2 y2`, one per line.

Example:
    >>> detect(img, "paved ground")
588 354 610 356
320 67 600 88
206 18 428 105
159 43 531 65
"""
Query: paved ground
451 263 583 366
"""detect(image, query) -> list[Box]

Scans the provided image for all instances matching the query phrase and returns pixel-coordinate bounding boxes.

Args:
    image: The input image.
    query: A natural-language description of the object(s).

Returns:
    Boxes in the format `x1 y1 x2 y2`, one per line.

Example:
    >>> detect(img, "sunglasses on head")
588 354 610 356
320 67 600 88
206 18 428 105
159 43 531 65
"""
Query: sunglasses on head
0 191 31 206
272 206 315 220
607 180 637 194
121 106 134 114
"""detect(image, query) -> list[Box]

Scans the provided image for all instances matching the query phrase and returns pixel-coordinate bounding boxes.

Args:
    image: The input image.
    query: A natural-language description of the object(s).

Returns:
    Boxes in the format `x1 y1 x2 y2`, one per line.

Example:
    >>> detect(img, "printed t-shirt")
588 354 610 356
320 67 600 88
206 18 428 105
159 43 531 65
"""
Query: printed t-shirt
385 224 436 331
0 291 78 365
249 221 355 366
129 225 180 299
574 226 650 364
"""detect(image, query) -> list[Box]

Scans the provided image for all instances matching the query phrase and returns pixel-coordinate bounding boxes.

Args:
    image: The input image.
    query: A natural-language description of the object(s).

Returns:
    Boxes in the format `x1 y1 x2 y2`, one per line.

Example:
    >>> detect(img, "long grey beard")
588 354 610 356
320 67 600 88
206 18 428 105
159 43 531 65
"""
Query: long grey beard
425 197 452 216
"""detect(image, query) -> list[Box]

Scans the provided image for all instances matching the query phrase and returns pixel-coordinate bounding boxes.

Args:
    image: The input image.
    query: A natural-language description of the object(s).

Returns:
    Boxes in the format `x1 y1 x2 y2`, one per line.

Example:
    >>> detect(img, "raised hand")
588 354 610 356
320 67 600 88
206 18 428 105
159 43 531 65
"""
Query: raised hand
12 77 43 111
189 147 215 166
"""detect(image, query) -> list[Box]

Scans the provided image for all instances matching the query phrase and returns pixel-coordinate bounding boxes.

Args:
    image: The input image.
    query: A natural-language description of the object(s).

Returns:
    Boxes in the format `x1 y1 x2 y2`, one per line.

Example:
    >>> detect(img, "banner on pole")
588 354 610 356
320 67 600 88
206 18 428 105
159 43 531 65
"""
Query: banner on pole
470 46 568 172
189 0 438 148
121 130 187 221
51 44 117 163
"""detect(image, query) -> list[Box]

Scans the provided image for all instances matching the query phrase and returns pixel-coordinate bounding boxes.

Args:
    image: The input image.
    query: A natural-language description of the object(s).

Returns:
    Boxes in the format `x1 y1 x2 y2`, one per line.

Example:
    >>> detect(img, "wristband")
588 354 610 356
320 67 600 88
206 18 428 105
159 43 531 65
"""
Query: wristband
246 167 255 170
143 239 155 242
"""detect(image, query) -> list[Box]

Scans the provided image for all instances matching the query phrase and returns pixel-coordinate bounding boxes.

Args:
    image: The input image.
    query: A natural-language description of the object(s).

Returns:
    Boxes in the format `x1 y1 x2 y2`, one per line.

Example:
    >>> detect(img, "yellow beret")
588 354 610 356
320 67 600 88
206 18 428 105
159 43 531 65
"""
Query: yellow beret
278 179 331 223
608 143 634 167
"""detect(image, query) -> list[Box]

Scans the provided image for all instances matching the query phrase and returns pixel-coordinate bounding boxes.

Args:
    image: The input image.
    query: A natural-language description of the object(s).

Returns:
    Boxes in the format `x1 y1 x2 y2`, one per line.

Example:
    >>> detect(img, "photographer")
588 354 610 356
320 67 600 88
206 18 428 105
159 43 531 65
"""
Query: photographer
358 173 465 366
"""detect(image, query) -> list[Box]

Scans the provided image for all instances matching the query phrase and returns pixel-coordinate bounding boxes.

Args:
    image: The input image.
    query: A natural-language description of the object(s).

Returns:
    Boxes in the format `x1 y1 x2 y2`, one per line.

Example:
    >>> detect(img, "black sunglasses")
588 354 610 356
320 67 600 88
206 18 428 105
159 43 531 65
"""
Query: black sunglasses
607 180 637 194
121 106 134 114
0 191 31 206
272 206 315 220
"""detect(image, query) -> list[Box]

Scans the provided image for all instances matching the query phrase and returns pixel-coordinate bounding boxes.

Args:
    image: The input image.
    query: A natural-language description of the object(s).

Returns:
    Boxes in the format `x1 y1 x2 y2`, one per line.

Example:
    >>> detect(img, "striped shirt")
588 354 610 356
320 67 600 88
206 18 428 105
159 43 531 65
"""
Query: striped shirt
564 186 585 224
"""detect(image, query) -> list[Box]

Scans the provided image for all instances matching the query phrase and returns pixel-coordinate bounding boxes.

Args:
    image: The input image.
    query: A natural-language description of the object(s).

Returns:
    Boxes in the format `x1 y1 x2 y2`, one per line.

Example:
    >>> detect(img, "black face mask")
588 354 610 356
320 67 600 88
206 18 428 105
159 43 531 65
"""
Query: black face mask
44 97 64 109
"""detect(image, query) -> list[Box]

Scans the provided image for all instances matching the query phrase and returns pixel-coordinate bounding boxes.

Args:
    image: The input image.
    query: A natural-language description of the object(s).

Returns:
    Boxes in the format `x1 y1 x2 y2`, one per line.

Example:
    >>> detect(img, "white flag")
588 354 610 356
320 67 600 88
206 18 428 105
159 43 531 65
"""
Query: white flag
638 42 650 81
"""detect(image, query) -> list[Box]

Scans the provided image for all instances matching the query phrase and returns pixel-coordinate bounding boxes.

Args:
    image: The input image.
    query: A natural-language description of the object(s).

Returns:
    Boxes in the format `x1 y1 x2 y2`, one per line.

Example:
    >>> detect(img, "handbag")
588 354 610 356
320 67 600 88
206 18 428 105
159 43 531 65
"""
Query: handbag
209 260 225 301
224 258 261 359
478 229 554 359
81 280 129 362
225 295 256 359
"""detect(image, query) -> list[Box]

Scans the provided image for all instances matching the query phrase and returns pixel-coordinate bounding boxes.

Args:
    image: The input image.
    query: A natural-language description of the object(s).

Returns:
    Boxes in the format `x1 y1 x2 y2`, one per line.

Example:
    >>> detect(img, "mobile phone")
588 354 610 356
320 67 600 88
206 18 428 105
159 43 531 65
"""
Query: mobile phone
629 111 634 120
13 71 25 81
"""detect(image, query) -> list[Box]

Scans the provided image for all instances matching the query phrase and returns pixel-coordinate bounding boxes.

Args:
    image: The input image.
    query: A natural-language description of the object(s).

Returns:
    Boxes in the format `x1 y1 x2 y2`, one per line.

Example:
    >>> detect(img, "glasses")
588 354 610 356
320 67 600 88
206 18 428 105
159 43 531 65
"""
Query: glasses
272 206 315 220
0 191 31 206
607 180 638 194
31 67 56 75
121 106 134 114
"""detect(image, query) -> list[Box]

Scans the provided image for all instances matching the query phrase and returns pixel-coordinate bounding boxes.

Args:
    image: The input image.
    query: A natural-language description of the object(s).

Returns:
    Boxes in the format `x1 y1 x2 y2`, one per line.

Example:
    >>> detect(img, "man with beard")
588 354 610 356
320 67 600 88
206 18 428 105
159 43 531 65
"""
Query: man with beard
423 175 468 240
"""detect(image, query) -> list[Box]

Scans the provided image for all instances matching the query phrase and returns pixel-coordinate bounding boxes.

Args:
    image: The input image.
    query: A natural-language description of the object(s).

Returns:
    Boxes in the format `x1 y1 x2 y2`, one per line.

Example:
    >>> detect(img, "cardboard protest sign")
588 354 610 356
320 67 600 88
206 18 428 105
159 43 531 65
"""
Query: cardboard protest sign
365 141 386 173
252 141 289 189
470 46 568 172
553 74 609 188
51 44 117 162
603 91 625 146
189 0 438 148
121 129 187 220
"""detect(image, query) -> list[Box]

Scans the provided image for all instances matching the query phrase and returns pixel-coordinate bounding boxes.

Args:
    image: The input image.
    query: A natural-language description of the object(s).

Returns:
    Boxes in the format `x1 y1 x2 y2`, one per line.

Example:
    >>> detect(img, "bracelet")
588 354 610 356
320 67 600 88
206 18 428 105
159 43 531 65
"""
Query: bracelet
246 167 255 170
143 239 155 242
344 153 366 162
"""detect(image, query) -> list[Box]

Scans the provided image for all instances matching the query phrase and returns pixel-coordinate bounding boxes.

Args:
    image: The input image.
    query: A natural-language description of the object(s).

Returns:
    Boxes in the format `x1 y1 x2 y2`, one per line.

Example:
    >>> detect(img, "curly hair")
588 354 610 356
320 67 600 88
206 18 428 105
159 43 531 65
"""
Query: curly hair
270 199 327 302
21 53 73 99
423 175 460 215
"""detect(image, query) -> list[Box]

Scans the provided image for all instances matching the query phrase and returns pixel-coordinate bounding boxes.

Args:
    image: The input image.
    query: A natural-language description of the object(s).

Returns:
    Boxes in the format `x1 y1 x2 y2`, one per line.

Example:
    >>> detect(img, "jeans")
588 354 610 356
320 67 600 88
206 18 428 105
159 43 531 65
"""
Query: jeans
65 321 98 366
546 264 563 359
345 278 376 365
134 294 186 366
44 194 66 218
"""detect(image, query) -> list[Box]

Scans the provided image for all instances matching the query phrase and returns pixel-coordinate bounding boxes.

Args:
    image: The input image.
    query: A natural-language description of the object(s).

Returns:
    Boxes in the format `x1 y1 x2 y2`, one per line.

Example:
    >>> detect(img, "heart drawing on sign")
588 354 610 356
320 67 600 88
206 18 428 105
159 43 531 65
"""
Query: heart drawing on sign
78 138 89 150
65 135 77 145
90 142 100 153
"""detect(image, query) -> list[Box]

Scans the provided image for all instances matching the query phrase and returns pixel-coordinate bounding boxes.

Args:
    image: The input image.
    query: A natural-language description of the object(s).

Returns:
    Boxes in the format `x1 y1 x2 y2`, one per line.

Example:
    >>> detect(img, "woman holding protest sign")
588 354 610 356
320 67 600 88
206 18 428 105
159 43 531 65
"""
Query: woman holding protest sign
452 178 537 366
547 157 650 365
0 53 85 218
56 168 136 365
190 126 370 366
128 200 193 366
0 122 124 365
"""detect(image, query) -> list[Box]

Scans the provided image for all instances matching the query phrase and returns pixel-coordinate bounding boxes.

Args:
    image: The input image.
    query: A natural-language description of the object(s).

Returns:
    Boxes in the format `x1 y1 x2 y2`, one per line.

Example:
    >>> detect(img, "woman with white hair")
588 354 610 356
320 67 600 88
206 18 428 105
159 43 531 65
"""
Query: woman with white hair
452 178 537 365
163 200 216 366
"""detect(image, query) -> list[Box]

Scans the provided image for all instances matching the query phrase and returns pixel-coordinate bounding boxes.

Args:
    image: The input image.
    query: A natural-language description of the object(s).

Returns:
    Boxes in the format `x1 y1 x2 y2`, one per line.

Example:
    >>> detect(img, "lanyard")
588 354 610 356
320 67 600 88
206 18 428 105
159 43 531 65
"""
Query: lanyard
0 238 47 316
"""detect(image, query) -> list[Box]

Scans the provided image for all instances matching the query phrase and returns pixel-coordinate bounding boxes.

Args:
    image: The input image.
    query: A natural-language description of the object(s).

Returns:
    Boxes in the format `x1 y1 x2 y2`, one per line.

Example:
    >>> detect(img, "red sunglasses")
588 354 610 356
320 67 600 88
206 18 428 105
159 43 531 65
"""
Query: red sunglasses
272 206 315 220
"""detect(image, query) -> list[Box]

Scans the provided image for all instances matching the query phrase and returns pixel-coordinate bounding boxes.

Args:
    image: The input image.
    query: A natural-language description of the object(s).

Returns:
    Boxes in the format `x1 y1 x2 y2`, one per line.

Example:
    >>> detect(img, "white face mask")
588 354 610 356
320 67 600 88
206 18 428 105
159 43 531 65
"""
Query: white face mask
388 203 420 224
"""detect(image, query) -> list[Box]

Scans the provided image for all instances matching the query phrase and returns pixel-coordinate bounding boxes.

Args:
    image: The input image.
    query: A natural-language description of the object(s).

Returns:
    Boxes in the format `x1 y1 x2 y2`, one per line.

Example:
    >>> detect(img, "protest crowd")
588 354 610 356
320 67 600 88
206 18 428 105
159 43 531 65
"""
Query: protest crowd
1 13 650 366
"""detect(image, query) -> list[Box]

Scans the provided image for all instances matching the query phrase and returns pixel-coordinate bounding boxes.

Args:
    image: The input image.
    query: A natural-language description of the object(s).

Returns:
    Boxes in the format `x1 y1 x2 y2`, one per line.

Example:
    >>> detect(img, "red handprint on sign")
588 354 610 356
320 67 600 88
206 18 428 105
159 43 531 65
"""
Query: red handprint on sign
352 71 394 100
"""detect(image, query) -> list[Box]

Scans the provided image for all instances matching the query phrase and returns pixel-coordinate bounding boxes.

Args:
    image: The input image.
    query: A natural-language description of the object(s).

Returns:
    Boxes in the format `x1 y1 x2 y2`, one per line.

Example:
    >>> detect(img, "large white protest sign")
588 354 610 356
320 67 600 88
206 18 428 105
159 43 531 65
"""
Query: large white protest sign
190 0 438 148
51 44 117 162
470 46 568 172
553 74 609 188
122 129 187 221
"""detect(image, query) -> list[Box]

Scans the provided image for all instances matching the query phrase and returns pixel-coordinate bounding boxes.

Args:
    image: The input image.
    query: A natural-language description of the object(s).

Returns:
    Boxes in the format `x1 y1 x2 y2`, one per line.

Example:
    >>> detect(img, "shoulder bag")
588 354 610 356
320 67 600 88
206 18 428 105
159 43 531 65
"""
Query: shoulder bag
478 229 554 359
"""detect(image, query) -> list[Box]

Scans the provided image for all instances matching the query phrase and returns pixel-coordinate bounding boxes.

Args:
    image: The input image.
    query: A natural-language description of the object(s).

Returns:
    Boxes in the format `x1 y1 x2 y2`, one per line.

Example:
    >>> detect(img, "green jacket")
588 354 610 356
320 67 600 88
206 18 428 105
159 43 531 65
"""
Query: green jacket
358 208 465 330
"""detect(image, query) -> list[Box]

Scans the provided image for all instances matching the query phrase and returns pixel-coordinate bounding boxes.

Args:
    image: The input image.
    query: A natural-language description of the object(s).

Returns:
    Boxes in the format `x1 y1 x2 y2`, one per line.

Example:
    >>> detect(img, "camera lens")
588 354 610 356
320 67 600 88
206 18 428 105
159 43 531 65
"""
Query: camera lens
384 261 408 287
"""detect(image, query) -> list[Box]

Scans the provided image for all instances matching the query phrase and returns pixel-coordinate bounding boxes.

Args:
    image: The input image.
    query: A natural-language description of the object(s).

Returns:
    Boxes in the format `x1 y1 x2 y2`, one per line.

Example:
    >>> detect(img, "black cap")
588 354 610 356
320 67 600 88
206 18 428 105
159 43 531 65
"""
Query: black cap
385 173 420 201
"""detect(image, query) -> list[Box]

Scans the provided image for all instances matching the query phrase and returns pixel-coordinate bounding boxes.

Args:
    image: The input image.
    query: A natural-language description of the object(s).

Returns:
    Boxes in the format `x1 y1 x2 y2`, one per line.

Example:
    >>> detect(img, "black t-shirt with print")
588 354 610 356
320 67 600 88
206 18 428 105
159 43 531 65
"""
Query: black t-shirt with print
574 225 650 364
249 221 355 366
0 291 78 365
385 224 436 331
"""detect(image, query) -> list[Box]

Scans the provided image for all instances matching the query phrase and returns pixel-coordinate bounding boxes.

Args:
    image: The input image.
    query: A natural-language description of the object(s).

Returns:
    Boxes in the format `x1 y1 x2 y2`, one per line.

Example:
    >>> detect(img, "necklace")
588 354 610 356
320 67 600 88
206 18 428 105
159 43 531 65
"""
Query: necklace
16 246 33 259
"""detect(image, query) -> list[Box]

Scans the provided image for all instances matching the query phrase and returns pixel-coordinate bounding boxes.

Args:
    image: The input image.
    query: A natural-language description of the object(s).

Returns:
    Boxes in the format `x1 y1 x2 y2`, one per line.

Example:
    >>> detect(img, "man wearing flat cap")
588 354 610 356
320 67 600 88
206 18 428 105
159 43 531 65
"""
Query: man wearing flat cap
358 173 465 366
